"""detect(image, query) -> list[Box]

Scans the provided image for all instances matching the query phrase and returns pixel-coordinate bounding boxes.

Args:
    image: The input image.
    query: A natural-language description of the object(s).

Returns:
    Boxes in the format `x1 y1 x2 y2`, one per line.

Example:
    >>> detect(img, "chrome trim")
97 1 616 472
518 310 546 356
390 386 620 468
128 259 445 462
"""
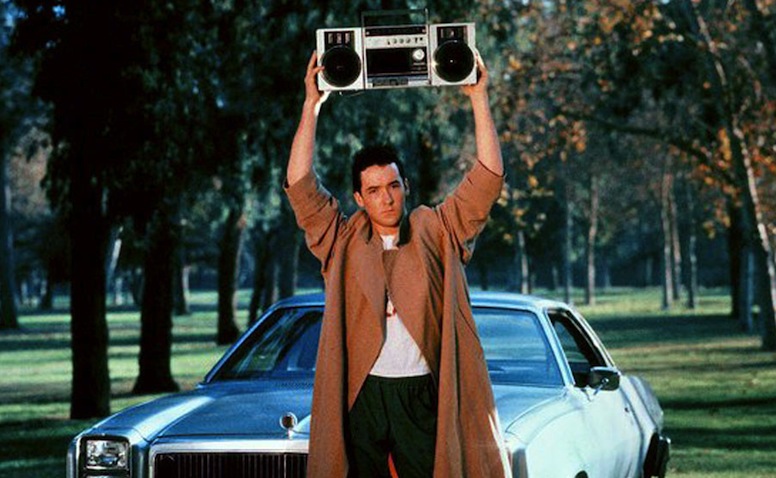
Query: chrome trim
540 308 578 387
280 412 299 439
148 439 309 478
70 429 147 478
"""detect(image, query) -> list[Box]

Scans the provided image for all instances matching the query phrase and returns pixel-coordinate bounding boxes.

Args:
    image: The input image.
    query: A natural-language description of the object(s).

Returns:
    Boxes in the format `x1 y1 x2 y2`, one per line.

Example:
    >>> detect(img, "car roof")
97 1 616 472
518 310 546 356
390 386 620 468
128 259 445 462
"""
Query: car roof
269 290 569 313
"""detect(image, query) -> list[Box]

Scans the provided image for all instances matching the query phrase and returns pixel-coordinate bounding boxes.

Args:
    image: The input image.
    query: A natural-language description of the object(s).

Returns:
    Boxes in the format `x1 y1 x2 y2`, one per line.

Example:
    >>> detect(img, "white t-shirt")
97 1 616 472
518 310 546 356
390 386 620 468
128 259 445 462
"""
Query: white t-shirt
369 234 432 377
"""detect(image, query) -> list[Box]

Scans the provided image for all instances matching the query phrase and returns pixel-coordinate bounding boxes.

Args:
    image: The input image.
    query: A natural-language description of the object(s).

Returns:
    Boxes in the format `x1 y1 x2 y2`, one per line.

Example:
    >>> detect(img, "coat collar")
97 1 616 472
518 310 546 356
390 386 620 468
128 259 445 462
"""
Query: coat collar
358 210 412 246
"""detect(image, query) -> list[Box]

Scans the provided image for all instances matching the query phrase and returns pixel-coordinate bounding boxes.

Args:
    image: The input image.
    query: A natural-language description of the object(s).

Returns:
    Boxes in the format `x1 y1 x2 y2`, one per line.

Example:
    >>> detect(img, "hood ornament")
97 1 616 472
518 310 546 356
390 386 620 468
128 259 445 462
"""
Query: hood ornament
279 412 298 439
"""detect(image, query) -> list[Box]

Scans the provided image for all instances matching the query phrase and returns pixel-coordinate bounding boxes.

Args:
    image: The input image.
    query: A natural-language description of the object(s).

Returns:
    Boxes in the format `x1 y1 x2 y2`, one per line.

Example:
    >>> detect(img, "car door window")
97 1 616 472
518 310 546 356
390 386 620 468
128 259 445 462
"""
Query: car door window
549 310 604 388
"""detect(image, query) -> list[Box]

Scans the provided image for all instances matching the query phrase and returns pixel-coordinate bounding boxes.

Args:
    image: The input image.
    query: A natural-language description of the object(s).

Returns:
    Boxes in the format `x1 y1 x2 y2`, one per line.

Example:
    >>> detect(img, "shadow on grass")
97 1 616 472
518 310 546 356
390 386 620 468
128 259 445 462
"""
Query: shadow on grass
665 396 776 455
669 424 776 453
0 331 227 353
17 301 224 317
663 394 776 410
0 418 89 478
590 314 742 347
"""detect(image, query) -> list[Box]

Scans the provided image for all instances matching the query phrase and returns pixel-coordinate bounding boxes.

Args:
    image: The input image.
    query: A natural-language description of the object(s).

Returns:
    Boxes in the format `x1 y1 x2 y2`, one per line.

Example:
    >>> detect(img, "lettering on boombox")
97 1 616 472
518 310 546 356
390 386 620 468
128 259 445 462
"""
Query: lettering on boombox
316 11 476 91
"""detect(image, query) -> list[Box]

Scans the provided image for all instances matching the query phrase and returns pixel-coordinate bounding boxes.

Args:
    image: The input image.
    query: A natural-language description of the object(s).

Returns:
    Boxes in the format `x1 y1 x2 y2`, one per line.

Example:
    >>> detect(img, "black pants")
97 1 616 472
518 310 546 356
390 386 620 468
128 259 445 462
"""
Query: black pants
347 374 437 478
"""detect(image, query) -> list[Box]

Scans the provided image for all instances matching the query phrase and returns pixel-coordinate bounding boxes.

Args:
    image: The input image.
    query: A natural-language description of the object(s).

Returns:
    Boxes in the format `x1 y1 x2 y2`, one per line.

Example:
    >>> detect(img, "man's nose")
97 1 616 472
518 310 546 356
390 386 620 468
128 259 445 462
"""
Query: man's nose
381 188 394 204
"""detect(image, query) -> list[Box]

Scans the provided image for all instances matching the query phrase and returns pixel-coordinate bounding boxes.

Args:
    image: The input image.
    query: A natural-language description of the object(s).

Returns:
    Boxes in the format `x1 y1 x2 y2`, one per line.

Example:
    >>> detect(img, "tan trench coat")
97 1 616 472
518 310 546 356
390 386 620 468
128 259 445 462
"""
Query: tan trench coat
286 161 511 477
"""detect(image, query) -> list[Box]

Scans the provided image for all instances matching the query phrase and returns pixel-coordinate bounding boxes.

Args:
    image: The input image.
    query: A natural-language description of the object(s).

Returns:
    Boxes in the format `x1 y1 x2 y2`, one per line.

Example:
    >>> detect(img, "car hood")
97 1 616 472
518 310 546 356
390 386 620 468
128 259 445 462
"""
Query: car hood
91 380 566 443
492 384 567 425
93 379 314 441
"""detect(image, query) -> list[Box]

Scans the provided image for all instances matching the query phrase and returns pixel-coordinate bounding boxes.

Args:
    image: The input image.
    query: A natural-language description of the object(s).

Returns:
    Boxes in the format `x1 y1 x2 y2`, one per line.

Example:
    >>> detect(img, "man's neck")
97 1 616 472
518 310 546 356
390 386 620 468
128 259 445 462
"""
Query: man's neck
371 222 399 238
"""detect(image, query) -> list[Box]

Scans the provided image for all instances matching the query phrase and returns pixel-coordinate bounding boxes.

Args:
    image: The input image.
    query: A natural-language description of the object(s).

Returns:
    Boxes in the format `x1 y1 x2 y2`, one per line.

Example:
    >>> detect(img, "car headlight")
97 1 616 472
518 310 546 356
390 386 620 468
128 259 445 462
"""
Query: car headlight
83 438 129 474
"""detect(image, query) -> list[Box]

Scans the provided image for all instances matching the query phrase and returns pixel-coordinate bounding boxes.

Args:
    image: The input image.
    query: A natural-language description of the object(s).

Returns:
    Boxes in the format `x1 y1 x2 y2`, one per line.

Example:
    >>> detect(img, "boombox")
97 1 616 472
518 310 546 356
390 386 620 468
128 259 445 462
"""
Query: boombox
316 10 476 91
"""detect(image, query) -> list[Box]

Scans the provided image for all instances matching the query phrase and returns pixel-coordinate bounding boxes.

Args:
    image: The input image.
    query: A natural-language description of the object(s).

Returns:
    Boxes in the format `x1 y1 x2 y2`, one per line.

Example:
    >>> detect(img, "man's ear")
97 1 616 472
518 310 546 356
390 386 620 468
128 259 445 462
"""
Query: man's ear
353 191 365 208
403 179 410 195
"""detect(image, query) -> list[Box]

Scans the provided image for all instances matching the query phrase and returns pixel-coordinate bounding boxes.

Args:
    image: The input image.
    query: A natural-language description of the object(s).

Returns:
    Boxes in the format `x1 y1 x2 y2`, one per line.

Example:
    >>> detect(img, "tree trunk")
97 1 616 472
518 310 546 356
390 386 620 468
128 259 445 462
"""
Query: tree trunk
601 254 612 291
738 245 755 332
728 204 744 320
644 255 653 287
69 160 111 419
261 229 280 312
172 228 190 316
262 254 278 311
550 265 558 291
173 262 190 316
669 182 683 302
276 205 299 300
753 223 776 349
128 267 144 307
39 266 54 311
562 181 573 305
513 230 529 294
0 152 19 329
727 116 776 348
133 210 179 394
685 215 699 310
660 172 674 310
585 175 599 306
687 0 776 349
641 216 653 287
216 204 243 345
105 227 122 306
681 178 698 309
248 227 270 326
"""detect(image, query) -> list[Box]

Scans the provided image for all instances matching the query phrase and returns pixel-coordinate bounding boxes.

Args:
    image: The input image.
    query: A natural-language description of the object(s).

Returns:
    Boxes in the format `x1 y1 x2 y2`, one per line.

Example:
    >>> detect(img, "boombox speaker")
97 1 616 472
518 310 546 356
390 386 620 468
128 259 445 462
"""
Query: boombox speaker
430 23 476 86
316 11 476 91
317 28 365 91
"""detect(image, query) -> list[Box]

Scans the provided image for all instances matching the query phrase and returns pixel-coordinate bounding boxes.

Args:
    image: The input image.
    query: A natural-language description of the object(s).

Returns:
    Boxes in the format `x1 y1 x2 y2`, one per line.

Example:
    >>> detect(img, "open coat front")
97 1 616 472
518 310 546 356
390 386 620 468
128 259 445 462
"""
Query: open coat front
286 162 510 477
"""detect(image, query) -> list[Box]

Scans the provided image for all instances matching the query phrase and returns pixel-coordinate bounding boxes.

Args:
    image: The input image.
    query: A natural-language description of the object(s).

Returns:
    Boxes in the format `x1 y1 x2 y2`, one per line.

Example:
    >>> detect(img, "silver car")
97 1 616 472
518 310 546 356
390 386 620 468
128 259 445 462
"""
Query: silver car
67 292 670 478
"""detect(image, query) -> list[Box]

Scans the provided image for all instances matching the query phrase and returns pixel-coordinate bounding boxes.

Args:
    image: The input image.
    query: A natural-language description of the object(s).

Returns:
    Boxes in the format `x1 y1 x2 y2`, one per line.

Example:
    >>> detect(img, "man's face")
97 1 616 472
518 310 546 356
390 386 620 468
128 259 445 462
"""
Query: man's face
353 163 409 236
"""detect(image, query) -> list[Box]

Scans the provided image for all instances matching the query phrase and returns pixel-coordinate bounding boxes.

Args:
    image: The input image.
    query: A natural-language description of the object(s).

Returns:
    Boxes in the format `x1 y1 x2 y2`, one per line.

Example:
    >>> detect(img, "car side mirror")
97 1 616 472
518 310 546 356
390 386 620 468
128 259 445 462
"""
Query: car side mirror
588 366 621 394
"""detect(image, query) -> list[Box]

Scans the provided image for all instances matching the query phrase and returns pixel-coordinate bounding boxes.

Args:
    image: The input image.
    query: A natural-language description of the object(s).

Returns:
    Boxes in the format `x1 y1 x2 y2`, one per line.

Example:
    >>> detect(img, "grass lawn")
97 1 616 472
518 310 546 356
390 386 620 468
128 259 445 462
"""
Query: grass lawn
1 287 775 477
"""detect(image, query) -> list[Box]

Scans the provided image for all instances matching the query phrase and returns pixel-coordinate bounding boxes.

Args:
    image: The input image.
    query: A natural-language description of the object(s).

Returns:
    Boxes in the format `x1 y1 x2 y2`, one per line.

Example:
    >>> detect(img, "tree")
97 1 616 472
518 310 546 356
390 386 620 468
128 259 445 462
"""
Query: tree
126 0 236 393
12 0 231 410
501 0 776 347
664 0 776 347
0 1 38 330
12 0 138 417
0 137 19 330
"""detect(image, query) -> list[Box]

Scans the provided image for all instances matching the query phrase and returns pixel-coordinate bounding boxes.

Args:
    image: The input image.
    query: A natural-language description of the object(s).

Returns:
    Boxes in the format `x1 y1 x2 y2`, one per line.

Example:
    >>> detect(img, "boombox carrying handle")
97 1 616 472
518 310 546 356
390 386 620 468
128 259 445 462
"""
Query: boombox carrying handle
361 8 429 28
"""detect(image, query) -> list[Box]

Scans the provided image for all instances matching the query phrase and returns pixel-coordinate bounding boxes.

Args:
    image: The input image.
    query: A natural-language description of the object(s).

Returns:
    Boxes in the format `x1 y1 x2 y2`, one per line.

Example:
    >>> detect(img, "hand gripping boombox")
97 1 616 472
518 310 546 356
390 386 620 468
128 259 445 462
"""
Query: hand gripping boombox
316 10 477 91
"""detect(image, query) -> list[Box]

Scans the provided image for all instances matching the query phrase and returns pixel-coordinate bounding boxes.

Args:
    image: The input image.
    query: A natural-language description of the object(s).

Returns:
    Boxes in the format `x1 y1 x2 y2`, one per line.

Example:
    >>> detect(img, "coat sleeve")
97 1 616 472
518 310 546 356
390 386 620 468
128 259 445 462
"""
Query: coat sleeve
284 171 346 273
436 160 504 264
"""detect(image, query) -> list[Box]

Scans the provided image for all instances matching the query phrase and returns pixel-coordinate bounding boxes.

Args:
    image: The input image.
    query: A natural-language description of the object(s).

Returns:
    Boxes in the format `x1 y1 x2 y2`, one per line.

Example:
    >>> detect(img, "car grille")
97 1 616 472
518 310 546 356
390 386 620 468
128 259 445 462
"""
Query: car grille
153 452 307 478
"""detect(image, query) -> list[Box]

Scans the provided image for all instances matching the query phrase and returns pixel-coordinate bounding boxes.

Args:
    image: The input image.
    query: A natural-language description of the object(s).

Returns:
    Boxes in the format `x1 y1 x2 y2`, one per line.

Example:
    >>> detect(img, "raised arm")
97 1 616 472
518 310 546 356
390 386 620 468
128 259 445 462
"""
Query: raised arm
287 51 329 186
437 55 505 263
462 54 503 176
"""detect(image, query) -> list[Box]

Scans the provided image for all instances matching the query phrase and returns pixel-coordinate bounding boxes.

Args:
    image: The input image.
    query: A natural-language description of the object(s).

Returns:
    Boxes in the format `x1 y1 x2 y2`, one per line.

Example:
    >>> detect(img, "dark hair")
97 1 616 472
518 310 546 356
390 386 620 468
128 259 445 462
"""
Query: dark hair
352 144 407 193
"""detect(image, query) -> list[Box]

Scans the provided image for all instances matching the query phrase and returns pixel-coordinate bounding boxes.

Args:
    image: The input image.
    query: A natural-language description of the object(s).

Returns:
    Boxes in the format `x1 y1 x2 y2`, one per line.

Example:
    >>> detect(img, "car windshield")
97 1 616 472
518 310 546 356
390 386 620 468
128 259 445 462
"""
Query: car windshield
212 305 563 387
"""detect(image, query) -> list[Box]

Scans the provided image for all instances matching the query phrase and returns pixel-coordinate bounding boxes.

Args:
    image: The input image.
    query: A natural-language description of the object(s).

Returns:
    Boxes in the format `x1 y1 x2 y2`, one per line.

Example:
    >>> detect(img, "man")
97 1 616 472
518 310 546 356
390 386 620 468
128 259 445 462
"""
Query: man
285 51 510 477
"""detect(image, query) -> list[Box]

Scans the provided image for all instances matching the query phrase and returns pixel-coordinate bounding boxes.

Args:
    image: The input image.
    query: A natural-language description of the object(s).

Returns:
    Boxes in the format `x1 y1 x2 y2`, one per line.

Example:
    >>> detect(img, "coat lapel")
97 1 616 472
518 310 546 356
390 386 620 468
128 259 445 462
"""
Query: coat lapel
355 230 387 326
